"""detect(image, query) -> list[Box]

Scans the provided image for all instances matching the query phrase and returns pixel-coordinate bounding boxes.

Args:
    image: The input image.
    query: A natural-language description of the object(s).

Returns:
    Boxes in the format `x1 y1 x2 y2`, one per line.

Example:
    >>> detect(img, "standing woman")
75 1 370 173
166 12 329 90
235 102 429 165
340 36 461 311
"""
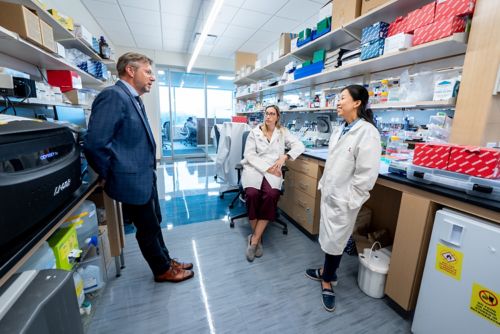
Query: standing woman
306 85 381 311
241 105 305 262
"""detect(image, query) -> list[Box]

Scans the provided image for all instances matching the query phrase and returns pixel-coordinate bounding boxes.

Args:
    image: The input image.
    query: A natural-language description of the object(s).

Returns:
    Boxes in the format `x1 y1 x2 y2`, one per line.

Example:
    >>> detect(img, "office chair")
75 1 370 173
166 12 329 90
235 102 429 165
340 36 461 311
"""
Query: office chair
229 131 289 235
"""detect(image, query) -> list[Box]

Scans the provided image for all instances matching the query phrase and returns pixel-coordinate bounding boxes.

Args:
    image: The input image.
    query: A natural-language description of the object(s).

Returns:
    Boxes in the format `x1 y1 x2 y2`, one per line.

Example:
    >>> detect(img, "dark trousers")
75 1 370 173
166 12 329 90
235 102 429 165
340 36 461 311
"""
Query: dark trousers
323 253 342 282
122 182 171 276
245 178 281 221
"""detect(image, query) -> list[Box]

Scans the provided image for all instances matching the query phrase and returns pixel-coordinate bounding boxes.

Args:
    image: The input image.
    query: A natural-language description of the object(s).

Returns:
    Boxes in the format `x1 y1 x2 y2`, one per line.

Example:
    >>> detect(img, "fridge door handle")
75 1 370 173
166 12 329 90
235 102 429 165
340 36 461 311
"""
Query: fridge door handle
440 218 464 247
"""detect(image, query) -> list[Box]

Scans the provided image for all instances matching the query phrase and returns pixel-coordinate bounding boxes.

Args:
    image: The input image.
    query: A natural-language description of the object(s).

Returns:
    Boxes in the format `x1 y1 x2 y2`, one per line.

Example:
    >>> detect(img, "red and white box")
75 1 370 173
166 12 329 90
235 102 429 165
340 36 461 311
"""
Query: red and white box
435 0 476 21
231 116 248 123
404 1 436 33
413 15 466 46
447 146 500 179
388 16 407 37
47 70 82 92
413 143 453 169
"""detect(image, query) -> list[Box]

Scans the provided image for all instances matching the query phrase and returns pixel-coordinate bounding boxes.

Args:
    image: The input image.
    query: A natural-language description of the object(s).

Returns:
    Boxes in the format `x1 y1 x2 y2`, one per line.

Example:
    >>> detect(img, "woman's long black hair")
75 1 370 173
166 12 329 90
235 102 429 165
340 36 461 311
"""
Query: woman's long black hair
342 84 375 127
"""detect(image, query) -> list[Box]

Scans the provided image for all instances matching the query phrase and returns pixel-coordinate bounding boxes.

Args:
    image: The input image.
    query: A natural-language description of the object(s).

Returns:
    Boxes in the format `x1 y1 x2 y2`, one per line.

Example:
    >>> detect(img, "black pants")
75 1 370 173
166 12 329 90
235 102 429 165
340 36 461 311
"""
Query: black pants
323 253 342 282
122 182 171 276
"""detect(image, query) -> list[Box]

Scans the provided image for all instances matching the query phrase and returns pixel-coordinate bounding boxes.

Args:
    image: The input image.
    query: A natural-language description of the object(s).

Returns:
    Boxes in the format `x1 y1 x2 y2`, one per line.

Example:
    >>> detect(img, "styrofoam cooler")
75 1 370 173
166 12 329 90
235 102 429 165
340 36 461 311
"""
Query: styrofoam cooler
357 244 391 298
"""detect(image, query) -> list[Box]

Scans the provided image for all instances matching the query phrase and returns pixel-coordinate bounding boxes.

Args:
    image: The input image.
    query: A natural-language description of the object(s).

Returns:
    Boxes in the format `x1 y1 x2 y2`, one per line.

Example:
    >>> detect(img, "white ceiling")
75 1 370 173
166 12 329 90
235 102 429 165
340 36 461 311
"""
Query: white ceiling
81 0 327 59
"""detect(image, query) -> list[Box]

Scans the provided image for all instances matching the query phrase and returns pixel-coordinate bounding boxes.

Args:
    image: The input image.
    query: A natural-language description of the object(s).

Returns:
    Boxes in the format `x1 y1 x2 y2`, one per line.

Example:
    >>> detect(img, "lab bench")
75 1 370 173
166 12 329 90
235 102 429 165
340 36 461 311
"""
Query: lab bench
279 148 500 312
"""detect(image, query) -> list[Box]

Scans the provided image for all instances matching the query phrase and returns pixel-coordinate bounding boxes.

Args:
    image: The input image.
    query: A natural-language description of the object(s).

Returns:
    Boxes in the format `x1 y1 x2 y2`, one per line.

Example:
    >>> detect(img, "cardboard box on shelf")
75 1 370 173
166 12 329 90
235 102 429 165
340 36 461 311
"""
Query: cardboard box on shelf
413 16 467 46
361 21 389 44
361 0 390 15
435 0 476 21
447 146 500 179
404 1 436 34
0 3 43 46
388 16 407 37
279 33 296 57
384 33 414 54
39 19 56 53
55 42 66 58
47 70 83 92
413 143 453 169
47 8 74 31
74 24 93 47
360 38 385 61
63 89 87 105
332 0 362 31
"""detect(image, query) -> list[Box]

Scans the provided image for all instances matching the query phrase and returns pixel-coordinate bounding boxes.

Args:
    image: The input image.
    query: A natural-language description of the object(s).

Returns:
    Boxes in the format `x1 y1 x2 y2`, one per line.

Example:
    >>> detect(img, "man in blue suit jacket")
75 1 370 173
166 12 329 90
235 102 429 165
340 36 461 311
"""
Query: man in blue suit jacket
84 52 194 282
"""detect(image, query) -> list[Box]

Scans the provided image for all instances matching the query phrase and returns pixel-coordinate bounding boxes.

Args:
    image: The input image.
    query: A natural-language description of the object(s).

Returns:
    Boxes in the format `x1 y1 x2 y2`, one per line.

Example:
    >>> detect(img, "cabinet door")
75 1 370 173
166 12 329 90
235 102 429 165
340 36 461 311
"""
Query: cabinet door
385 193 436 311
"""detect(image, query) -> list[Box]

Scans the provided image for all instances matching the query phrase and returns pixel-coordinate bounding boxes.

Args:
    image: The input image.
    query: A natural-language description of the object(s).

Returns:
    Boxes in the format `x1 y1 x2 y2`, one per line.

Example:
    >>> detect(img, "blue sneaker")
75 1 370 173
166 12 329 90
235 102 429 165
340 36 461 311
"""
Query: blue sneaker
321 285 336 312
305 268 338 286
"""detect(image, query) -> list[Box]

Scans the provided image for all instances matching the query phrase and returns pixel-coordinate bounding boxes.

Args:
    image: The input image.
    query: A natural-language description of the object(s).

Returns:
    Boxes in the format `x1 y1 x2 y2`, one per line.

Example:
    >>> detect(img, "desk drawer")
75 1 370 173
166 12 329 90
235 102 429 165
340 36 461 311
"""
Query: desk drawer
290 170 318 199
286 157 320 179
291 189 319 235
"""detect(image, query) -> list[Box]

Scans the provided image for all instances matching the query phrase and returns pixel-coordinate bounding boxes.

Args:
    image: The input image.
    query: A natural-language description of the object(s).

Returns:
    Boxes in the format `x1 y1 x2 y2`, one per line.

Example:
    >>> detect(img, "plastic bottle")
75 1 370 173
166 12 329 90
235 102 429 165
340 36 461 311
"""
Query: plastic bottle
79 264 102 293
73 271 85 306
99 36 110 59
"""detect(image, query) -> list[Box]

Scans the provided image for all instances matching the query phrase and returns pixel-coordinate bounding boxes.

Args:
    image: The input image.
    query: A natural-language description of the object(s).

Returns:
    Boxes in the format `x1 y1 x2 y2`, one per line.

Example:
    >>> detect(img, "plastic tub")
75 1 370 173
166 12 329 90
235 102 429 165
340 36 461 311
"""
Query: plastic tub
358 242 391 298
77 248 106 293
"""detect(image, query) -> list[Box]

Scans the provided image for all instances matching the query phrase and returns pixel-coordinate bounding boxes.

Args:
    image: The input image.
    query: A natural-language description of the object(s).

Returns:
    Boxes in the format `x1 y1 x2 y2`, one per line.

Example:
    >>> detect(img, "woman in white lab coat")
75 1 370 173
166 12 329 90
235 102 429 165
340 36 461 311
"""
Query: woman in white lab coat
241 105 304 262
306 85 381 312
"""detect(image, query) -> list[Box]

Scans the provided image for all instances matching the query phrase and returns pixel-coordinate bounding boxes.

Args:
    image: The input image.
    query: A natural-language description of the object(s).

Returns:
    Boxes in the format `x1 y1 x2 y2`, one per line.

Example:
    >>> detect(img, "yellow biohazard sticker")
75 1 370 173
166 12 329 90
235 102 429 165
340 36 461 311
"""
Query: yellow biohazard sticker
435 243 463 280
470 283 500 327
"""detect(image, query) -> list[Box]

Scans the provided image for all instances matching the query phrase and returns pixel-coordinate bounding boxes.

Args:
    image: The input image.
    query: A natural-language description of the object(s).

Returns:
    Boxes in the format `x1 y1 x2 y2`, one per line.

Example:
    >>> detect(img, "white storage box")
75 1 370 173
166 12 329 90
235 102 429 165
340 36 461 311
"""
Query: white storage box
357 243 391 298
74 24 93 47
384 33 413 54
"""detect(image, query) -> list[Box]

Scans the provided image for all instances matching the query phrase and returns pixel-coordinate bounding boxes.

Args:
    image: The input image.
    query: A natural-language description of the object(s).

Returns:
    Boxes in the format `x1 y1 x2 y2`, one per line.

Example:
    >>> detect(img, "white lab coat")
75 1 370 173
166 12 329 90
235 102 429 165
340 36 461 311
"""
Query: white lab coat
241 125 305 190
215 122 251 186
318 119 381 255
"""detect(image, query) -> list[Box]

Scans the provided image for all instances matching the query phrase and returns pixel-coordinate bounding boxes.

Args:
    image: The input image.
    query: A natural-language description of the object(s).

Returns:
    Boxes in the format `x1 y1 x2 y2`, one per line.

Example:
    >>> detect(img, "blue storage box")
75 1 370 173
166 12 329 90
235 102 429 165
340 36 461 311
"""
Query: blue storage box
360 39 385 61
294 61 324 80
312 26 331 40
361 22 389 44
297 35 312 48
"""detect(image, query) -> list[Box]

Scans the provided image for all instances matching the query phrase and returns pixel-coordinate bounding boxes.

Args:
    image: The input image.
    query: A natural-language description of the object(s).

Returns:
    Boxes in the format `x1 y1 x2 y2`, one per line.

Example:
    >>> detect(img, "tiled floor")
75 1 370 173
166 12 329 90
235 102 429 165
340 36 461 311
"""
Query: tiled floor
93 161 413 333
124 161 245 234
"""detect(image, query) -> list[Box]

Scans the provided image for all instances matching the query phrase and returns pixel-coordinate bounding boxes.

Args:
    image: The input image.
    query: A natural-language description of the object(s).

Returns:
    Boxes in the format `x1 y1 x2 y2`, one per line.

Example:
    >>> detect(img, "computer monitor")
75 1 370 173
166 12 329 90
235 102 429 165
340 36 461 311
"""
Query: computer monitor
54 106 86 128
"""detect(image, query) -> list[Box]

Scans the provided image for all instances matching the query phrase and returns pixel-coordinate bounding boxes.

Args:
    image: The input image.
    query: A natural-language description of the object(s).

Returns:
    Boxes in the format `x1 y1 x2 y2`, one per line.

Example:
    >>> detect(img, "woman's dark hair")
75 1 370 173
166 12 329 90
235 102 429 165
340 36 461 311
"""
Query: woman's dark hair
342 84 375 126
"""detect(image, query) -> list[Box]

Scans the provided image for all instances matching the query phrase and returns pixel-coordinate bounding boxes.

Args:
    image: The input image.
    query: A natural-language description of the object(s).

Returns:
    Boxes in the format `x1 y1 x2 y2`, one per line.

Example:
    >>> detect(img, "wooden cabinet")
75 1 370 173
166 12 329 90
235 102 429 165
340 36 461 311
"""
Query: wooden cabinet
279 156 322 235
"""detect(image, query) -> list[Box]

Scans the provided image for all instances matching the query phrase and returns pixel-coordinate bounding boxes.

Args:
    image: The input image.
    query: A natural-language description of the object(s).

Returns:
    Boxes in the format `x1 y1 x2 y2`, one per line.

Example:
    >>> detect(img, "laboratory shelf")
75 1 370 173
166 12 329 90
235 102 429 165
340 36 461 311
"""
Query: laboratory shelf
58 37 102 61
6 0 75 40
370 98 457 110
234 0 439 86
0 26 105 86
236 34 467 100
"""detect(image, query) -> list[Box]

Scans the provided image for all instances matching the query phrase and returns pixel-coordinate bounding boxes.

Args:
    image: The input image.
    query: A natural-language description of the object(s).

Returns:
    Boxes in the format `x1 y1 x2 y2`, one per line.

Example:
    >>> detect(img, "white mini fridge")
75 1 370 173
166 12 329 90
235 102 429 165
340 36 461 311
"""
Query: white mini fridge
412 208 500 334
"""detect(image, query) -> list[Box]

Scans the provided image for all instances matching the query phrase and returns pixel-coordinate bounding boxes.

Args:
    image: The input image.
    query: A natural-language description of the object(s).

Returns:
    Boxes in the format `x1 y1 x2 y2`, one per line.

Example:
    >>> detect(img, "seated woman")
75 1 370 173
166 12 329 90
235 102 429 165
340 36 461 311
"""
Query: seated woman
240 105 305 262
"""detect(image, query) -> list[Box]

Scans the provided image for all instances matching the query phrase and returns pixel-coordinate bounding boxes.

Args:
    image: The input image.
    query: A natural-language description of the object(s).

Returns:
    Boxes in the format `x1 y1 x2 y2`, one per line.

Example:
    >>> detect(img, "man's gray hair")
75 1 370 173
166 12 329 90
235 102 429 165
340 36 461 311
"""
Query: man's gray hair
116 52 153 77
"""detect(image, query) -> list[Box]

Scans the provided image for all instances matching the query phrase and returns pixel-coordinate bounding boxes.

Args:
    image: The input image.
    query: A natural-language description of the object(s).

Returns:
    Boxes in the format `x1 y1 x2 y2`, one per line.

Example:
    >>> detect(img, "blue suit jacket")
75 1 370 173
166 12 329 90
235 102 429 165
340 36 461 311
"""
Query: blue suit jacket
84 81 156 205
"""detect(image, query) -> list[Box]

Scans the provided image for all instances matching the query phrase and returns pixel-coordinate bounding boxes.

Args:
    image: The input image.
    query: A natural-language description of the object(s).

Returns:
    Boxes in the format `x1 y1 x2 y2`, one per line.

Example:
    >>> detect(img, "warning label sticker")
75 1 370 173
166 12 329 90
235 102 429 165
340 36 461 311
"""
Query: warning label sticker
470 282 500 327
435 243 463 280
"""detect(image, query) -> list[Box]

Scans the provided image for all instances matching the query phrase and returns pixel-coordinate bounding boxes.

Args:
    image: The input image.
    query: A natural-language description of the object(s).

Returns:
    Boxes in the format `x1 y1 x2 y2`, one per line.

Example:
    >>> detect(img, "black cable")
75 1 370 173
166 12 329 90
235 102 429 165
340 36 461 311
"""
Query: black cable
0 96 17 115
36 66 49 83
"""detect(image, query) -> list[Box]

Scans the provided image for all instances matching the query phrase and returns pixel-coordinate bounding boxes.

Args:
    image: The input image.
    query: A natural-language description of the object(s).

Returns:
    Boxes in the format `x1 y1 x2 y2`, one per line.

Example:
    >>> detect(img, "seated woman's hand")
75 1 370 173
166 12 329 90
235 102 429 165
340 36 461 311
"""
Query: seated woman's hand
266 165 282 177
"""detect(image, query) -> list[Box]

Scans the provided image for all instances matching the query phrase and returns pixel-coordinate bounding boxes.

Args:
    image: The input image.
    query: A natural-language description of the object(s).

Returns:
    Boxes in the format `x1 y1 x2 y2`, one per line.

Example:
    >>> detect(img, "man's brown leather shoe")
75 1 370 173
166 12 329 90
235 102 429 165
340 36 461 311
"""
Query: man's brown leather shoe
154 267 194 283
171 259 193 270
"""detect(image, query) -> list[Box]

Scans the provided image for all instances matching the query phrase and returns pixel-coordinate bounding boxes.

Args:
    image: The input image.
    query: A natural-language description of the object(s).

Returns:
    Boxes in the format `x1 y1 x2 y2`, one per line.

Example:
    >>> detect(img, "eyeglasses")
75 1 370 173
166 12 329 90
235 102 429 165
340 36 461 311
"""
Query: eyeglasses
265 112 277 117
